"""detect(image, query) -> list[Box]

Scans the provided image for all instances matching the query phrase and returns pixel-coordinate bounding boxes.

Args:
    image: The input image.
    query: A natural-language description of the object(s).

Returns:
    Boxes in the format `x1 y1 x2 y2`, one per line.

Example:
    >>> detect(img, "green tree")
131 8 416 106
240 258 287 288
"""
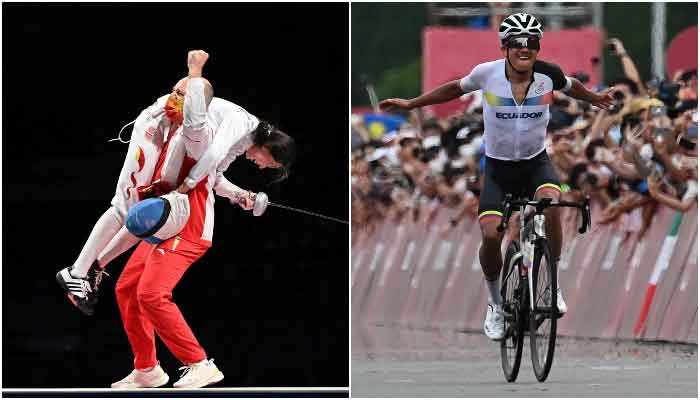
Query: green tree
375 59 422 103
603 2 697 83
352 3 425 106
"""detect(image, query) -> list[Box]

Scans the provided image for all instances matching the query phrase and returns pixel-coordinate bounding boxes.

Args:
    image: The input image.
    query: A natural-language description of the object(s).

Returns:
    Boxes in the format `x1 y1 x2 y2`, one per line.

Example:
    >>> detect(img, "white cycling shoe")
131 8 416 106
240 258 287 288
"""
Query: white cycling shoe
484 303 505 340
111 362 169 388
556 288 567 315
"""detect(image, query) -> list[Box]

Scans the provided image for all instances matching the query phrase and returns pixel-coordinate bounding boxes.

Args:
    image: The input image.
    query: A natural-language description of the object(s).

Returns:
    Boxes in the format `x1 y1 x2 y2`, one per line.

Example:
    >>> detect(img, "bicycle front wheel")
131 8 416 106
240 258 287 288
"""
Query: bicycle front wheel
529 238 557 382
500 241 525 382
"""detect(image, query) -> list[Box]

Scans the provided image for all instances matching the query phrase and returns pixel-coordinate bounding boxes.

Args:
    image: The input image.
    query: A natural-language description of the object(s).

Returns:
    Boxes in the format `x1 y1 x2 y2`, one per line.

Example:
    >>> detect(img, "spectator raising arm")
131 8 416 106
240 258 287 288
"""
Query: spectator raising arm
608 38 648 97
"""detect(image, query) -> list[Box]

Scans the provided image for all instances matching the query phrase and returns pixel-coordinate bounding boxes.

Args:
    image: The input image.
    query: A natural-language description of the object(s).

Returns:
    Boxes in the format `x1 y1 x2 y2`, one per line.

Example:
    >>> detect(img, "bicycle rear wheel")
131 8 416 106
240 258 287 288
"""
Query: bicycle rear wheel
529 238 557 382
500 241 525 382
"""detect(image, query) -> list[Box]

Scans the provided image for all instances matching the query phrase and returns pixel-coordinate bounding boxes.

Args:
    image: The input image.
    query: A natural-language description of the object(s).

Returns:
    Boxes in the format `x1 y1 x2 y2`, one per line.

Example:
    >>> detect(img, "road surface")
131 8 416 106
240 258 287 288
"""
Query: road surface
352 325 697 397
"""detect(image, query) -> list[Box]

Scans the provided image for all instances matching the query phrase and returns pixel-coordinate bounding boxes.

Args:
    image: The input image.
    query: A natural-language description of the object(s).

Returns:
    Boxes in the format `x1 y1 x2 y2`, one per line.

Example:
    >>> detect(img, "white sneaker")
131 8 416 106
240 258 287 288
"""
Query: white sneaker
173 359 224 388
556 288 567 315
111 363 169 388
484 303 505 340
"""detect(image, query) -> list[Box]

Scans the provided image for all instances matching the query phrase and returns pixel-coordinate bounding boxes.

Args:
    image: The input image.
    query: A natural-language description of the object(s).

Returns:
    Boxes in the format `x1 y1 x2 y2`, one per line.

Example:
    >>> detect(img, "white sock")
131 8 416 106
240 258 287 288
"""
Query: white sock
96 226 140 268
485 279 502 306
72 207 124 278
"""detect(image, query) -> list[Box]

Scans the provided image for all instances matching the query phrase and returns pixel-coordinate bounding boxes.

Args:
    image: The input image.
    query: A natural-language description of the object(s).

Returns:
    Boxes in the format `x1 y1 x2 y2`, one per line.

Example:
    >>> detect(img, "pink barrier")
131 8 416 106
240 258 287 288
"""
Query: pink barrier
432 215 483 332
645 206 698 341
616 207 676 339
352 220 393 319
376 218 422 328
352 204 698 345
367 212 419 327
656 228 697 342
557 202 615 337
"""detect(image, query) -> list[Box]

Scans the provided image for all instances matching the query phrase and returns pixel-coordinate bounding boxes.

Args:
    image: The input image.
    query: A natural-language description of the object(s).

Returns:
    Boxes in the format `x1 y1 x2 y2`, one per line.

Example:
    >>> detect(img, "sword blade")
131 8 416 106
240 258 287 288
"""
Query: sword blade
268 202 348 224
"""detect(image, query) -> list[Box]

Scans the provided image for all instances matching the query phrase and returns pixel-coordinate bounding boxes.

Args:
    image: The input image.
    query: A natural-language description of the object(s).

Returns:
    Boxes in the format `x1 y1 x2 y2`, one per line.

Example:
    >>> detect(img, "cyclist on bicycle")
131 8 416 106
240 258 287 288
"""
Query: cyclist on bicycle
379 13 614 340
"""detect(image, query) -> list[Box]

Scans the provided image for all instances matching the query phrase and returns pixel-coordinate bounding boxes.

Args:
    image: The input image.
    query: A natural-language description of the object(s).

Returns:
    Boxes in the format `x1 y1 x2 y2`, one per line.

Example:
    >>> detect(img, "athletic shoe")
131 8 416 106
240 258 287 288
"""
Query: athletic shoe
111 363 169 388
484 303 505 340
556 288 567 315
56 266 97 316
173 359 224 388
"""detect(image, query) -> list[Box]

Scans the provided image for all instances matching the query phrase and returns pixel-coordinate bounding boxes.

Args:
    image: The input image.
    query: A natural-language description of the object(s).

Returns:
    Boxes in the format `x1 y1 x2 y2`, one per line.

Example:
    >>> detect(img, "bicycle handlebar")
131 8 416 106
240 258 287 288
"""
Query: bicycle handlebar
496 194 591 234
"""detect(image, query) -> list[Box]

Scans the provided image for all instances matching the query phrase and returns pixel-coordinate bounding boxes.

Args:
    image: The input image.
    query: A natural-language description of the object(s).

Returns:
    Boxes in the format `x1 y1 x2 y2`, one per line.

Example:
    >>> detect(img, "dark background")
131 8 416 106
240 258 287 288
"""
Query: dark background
2 3 348 388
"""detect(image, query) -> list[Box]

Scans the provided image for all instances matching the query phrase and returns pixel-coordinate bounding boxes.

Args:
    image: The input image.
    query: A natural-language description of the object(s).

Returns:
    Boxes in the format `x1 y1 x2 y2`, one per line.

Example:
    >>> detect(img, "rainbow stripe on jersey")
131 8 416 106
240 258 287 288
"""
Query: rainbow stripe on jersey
484 91 553 107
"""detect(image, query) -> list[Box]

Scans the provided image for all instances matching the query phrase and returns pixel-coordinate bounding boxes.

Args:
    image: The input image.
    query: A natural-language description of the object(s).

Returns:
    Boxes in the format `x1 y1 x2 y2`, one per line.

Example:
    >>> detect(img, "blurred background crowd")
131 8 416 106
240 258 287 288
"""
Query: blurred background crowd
352 36 697 237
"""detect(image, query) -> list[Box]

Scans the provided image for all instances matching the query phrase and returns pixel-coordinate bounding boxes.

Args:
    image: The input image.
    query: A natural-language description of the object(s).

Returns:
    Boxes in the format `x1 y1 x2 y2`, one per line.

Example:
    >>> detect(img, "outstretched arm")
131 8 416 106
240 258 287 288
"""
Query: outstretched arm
379 80 464 111
379 63 489 111
565 78 615 110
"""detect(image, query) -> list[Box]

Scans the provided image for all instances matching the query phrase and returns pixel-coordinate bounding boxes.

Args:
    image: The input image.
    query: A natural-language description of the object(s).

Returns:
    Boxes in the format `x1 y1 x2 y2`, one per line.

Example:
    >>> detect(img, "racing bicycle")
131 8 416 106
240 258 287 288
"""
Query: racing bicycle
497 194 591 382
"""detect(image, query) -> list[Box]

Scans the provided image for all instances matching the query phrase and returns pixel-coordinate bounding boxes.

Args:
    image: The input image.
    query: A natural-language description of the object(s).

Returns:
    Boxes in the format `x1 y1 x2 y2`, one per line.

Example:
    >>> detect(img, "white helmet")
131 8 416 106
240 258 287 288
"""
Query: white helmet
499 13 543 44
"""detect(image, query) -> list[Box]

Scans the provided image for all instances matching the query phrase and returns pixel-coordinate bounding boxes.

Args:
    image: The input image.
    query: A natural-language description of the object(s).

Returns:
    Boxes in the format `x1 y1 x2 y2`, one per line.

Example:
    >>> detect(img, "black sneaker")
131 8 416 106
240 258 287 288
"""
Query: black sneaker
56 264 104 316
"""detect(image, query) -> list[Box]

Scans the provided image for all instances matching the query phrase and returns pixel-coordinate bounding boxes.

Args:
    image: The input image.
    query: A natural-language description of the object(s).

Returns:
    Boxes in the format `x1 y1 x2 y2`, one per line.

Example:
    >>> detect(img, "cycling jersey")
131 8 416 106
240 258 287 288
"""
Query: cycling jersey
459 59 572 161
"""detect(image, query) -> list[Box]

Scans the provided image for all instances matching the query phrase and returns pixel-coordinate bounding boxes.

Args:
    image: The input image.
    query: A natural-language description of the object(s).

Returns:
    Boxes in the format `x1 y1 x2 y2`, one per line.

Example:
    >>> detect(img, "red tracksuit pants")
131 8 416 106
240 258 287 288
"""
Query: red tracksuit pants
115 236 209 370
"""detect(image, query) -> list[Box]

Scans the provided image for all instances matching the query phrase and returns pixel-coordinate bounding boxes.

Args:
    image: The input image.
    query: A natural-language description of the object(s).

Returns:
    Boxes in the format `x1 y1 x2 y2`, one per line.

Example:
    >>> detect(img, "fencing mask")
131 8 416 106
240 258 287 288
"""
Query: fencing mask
126 191 190 244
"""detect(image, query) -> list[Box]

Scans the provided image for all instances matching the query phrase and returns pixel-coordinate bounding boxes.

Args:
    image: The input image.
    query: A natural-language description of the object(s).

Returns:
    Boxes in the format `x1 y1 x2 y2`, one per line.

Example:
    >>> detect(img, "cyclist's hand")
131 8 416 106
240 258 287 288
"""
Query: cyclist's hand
379 98 413 111
591 87 615 110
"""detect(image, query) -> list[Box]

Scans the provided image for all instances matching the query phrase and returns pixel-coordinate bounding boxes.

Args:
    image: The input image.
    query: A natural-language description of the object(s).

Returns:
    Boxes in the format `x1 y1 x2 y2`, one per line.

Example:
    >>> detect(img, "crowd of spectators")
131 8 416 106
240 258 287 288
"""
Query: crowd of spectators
351 38 698 237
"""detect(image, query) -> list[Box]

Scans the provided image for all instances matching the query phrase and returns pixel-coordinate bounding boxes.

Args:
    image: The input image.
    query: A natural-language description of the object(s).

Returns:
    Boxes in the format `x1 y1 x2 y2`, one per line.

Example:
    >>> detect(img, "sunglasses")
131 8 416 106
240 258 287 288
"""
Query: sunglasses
506 36 540 51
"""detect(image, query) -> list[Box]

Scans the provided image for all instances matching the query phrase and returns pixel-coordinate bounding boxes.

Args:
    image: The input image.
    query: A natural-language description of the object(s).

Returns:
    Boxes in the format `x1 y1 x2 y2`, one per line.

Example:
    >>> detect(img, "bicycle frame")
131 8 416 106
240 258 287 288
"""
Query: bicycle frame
498 195 591 311
516 204 542 311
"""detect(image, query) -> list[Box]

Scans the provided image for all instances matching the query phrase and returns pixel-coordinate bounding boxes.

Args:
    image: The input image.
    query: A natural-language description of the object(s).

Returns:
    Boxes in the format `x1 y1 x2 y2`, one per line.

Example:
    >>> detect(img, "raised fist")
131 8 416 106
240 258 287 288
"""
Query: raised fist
187 50 209 69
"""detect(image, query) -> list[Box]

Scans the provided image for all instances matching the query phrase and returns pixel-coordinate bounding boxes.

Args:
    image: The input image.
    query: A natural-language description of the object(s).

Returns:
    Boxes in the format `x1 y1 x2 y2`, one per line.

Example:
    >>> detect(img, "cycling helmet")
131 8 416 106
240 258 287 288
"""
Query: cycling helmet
499 13 543 44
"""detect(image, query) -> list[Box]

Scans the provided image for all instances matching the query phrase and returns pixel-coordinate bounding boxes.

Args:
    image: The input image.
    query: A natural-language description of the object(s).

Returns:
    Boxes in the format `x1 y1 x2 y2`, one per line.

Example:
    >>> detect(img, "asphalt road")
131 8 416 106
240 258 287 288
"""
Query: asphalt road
352 326 697 397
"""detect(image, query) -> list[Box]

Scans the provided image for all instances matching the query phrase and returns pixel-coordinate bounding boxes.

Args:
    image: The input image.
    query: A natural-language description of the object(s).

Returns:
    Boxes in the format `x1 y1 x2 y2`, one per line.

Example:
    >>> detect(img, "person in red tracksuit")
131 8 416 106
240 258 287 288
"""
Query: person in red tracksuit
111 50 296 389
